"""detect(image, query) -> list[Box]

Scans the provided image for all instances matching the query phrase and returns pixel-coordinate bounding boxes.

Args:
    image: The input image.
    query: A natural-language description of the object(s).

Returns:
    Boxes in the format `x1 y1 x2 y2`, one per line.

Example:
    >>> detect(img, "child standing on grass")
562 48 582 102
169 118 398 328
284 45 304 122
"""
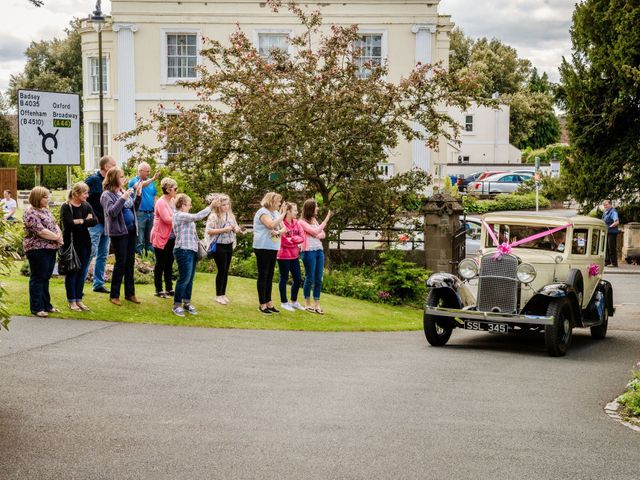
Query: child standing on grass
171 194 216 317
298 199 332 315
277 202 305 312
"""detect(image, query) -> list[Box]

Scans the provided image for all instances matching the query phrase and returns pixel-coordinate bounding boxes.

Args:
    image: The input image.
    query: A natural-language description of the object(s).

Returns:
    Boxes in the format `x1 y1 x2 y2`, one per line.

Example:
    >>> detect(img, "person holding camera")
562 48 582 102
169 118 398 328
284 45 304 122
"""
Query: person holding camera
101 167 142 306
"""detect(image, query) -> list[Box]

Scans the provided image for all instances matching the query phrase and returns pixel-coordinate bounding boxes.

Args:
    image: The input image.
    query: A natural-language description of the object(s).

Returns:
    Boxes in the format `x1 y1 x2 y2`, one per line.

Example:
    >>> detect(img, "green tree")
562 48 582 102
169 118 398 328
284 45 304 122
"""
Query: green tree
119 0 487 240
449 31 560 150
8 19 82 107
0 93 17 152
558 0 640 207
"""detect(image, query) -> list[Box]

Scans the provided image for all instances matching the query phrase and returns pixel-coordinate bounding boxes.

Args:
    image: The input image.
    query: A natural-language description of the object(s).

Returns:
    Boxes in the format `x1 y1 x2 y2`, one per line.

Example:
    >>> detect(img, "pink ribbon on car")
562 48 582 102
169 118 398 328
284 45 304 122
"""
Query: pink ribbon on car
482 220 573 260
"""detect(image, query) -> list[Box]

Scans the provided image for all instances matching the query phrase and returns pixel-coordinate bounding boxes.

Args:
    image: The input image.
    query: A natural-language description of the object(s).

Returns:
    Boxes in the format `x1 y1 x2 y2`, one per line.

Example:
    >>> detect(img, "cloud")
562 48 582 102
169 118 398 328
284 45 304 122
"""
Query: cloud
440 0 575 81
0 35 28 63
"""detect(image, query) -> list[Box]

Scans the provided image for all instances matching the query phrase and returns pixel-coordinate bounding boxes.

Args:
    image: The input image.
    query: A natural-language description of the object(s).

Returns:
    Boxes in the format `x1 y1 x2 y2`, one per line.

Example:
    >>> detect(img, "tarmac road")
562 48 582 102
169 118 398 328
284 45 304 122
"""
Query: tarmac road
0 273 639 479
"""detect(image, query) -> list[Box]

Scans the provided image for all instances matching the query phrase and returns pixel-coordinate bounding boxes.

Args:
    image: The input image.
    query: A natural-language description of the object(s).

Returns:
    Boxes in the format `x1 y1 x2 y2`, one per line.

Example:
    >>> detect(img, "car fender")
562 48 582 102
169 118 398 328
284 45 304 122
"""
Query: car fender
523 283 581 326
425 272 475 308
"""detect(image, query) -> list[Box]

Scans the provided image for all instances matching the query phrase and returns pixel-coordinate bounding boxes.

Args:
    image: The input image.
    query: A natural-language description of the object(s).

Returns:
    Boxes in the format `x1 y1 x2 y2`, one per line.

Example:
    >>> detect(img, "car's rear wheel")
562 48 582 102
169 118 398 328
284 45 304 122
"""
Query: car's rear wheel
544 297 573 357
423 289 455 347
590 299 609 339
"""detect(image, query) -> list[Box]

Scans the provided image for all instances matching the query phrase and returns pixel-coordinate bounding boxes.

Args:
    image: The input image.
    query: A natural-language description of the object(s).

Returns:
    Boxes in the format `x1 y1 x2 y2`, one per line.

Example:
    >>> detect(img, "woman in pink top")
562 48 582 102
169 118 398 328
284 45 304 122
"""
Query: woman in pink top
277 202 305 312
150 177 178 298
298 199 332 314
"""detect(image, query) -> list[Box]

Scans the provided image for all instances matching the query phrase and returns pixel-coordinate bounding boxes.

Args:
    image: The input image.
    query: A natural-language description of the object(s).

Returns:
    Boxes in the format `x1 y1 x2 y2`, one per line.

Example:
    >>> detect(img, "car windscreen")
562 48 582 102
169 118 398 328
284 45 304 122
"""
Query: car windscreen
485 223 566 252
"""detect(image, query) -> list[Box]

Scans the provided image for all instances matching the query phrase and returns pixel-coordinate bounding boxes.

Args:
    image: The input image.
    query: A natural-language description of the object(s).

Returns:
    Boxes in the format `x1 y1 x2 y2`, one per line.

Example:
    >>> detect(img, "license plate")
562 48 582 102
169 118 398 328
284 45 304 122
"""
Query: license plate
464 320 509 334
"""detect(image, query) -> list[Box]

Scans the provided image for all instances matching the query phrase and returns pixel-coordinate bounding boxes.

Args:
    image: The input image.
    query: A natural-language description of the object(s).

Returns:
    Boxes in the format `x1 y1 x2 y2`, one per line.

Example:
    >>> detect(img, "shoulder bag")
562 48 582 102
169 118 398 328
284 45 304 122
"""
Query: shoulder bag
57 232 81 275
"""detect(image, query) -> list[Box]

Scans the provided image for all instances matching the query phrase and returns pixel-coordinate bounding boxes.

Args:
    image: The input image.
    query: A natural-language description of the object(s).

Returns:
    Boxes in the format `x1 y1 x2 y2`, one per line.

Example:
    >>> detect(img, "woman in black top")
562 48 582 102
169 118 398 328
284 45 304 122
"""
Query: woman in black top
60 182 98 311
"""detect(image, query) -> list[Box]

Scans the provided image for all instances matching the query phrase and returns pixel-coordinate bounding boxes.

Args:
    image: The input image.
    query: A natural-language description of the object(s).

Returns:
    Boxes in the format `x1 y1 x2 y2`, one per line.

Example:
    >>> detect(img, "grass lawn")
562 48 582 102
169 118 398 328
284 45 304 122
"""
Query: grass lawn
2 264 422 332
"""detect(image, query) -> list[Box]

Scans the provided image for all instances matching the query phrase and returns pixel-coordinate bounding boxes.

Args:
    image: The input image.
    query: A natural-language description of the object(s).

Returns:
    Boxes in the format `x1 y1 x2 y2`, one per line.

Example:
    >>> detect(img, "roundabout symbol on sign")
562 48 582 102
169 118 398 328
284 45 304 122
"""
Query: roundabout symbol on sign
37 127 59 163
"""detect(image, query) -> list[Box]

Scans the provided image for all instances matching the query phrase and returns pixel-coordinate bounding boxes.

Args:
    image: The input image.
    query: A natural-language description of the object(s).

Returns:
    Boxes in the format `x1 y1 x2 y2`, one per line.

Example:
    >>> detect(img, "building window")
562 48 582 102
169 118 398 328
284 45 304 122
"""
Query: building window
165 114 182 160
463 156 470 163
90 122 109 164
377 162 394 179
465 115 474 132
167 33 197 79
89 57 108 94
258 33 289 59
355 34 383 79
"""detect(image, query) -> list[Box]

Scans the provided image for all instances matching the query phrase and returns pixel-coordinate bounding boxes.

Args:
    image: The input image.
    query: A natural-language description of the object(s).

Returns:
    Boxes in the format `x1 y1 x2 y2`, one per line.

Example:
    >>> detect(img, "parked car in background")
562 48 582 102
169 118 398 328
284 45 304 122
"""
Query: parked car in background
511 168 536 176
477 170 507 181
455 172 484 192
467 172 533 195
423 213 614 356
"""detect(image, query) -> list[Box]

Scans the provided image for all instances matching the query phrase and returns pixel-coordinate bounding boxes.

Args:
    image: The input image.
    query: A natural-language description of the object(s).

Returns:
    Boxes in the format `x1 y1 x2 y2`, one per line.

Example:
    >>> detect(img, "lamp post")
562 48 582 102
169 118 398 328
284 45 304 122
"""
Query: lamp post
91 1 106 158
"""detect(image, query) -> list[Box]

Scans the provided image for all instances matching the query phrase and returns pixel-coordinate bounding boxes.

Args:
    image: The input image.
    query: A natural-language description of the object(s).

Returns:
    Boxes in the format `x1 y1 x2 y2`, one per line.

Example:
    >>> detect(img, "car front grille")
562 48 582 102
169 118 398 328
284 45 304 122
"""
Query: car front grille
477 253 519 313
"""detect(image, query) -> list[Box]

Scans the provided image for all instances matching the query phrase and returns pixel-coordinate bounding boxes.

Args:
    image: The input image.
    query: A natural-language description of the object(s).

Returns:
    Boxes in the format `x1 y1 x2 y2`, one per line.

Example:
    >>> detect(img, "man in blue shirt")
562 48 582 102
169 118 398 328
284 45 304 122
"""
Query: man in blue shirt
602 199 620 267
85 155 117 293
128 161 159 257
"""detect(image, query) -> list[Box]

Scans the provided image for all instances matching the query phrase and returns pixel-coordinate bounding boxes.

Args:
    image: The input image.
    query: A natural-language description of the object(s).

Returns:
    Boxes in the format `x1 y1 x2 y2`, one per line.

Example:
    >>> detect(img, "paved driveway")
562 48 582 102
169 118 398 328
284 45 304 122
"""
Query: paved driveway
0 273 638 479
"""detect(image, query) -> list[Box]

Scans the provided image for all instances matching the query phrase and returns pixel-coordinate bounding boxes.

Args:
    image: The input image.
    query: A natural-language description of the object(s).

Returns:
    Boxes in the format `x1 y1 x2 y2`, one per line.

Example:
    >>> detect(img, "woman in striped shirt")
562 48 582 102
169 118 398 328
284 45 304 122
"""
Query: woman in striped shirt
171 193 216 317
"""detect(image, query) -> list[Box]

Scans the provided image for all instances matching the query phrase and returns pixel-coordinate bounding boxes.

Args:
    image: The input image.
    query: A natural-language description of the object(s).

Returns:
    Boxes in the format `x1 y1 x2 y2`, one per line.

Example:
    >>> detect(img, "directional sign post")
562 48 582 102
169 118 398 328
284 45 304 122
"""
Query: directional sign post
18 90 81 167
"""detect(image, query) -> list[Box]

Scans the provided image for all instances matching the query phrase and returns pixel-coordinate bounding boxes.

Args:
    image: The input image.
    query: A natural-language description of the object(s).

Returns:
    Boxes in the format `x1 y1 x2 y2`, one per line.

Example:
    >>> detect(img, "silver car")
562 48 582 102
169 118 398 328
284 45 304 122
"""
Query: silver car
467 172 533 195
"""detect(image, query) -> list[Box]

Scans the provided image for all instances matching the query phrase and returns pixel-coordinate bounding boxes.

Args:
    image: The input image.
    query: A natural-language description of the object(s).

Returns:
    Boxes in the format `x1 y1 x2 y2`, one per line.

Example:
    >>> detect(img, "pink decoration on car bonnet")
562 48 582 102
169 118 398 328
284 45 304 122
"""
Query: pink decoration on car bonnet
588 263 600 277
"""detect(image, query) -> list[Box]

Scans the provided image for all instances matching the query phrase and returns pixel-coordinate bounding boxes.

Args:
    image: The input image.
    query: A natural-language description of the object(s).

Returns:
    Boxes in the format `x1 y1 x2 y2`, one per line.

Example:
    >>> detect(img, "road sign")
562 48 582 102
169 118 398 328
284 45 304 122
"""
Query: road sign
17 90 80 166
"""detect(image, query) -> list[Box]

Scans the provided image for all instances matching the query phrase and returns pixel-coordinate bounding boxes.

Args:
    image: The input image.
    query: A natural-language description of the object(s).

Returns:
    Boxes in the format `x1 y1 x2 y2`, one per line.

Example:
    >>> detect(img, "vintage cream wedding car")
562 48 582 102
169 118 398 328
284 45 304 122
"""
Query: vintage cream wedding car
423 213 614 356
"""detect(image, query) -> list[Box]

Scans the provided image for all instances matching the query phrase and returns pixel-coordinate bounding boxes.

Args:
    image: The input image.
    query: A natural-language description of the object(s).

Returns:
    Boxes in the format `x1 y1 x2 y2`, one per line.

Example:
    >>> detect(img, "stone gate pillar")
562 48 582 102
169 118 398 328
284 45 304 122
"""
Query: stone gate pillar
422 192 464 274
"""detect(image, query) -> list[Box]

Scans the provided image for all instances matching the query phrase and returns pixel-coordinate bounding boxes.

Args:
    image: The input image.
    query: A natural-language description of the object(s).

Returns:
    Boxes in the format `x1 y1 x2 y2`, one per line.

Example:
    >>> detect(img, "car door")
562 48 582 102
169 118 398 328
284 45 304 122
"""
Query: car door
495 175 517 193
584 227 605 303
568 227 590 308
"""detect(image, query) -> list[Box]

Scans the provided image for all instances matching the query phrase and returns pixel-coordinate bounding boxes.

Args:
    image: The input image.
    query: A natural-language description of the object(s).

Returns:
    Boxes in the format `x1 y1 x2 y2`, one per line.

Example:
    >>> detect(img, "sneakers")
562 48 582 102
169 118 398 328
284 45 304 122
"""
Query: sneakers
216 296 228 305
172 306 185 317
259 307 272 314
267 306 280 313
291 301 305 311
184 303 198 315
281 302 295 312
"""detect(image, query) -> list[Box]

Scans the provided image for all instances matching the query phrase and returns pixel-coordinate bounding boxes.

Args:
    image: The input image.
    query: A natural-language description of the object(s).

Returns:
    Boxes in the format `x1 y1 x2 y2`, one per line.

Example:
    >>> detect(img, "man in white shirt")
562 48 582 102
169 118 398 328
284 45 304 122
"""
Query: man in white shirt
1 189 17 221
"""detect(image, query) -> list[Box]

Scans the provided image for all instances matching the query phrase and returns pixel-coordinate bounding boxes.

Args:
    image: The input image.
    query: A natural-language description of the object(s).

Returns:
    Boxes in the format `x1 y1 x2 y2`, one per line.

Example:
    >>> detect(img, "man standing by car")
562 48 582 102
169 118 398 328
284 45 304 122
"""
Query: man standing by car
85 155 117 293
602 199 619 267
128 162 159 257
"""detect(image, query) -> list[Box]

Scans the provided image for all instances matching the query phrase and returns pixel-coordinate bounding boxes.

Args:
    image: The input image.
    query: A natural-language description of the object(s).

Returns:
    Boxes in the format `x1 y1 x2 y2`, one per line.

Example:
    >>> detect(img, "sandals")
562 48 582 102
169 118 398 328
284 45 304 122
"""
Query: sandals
155 291 170 299
69 303 82 312
35 311 48 318
305 306 325 315
77 302 91 311
48 307 61 313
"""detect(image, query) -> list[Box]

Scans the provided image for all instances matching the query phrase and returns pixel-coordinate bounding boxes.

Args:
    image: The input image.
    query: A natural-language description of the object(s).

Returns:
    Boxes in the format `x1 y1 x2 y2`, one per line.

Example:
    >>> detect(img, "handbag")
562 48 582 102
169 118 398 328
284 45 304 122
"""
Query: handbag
207 213 228 258
197 239 208 261
57 232 81 275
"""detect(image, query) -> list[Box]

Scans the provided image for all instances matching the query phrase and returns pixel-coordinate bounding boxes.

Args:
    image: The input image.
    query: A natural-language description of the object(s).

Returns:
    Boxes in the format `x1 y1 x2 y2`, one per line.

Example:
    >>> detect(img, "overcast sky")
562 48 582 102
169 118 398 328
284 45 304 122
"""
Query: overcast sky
1 0 573 93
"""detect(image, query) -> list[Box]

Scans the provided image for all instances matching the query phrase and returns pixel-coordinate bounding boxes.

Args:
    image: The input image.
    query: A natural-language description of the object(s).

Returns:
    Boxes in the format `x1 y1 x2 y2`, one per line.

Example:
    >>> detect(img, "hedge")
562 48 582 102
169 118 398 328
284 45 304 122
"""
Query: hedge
463 192 550 214
0 152 85 190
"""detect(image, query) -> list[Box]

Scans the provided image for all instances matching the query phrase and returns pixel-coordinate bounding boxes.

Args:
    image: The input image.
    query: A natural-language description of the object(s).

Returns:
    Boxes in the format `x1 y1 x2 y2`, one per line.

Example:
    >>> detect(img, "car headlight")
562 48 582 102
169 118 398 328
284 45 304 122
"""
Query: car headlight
516 263 537 284
458 258 478 279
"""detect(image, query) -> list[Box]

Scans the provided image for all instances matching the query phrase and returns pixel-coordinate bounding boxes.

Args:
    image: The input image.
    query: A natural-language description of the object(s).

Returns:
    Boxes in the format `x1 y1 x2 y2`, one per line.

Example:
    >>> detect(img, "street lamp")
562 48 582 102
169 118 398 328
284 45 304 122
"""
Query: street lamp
91 1 106 158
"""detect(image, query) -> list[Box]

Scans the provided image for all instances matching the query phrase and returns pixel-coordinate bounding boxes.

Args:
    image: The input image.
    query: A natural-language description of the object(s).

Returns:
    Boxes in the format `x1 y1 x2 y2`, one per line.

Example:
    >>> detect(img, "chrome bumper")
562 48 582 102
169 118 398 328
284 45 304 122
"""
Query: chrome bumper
425 306 554 326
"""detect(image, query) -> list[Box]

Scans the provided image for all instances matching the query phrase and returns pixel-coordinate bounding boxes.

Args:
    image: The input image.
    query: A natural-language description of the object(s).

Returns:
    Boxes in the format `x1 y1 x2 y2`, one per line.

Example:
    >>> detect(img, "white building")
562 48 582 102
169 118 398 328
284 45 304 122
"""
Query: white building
444 103 522 177
80 0 521 183
80 0 455 177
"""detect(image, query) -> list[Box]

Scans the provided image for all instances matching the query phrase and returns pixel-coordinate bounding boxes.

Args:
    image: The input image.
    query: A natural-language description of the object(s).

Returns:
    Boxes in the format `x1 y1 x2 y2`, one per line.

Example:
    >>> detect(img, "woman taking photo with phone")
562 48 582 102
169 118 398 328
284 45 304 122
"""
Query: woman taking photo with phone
205 193 243 305
277 202 305 312
298 199 332 314
150 177 179 298
101 167 142 306
253 192 286 314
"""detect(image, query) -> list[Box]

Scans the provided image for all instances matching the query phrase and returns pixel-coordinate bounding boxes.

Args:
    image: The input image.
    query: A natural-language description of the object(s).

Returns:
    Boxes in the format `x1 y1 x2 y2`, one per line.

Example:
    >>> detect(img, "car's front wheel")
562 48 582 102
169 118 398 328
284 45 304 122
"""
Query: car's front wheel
544 297 573 357
423 289 455 347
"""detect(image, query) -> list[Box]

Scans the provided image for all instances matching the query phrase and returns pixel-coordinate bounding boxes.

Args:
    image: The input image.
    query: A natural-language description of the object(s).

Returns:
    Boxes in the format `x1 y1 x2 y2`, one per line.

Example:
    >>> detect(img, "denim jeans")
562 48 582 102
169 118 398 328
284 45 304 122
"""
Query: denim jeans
88 223 110 289
278 258 302 303
174 248 197 304
26 248 57 314
136 211 155 256
64 243 91 302
301 249 324 301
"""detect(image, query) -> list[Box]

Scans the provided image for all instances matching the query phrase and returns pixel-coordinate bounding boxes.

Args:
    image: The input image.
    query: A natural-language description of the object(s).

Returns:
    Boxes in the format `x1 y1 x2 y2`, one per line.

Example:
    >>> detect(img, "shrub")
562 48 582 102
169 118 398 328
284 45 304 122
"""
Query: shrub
464 192 550 214
619 368 640 417
323 266 381 303
376 249 428 304
0 219 23 331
